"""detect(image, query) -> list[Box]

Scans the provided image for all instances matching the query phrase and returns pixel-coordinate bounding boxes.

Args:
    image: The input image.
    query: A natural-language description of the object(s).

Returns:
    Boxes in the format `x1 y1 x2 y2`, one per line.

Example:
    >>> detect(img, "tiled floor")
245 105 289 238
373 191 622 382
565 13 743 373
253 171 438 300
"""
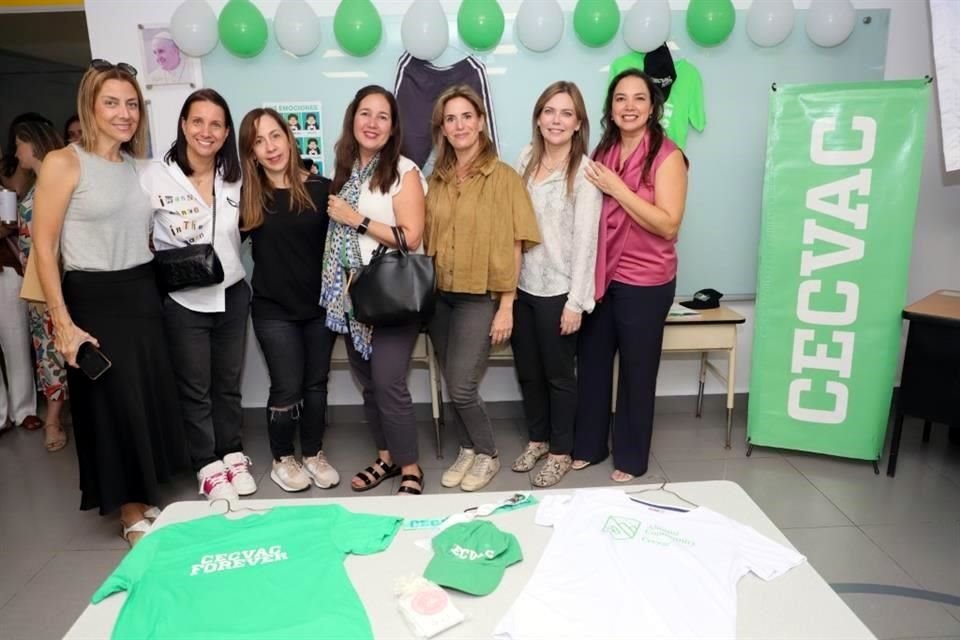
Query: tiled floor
1 396 959 640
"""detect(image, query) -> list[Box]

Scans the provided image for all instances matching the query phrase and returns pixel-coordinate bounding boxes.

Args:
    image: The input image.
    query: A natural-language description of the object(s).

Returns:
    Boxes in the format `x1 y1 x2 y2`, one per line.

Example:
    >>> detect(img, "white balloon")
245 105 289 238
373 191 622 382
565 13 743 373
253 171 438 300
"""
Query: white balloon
170 0 218 57
623 0 671 54
806 0 856 48
275 0 321 57
747 0 794 47
402 0 449 61
515 0 564 53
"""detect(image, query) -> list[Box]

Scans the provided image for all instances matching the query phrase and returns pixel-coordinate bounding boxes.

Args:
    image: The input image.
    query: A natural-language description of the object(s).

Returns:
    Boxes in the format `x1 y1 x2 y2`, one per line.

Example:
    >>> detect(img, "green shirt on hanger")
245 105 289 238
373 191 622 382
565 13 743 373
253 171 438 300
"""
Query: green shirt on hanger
92 505 402 639
608 53 706 149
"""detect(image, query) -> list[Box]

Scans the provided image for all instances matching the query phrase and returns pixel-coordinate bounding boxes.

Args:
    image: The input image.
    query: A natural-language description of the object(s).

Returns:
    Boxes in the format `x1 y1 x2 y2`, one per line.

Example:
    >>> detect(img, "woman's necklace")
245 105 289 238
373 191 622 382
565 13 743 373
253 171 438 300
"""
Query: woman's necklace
539 153 568 174
188 171 215 204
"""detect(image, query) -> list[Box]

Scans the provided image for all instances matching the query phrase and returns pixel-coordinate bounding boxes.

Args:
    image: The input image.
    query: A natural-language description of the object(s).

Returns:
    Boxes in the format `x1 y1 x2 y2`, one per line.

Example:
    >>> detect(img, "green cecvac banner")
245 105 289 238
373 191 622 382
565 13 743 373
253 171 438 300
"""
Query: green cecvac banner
748 80 930 460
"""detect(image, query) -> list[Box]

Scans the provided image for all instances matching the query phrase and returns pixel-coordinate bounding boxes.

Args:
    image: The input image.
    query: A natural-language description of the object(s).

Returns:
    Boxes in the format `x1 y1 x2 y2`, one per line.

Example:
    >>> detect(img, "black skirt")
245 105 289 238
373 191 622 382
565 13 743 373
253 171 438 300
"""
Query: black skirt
63 262 187 514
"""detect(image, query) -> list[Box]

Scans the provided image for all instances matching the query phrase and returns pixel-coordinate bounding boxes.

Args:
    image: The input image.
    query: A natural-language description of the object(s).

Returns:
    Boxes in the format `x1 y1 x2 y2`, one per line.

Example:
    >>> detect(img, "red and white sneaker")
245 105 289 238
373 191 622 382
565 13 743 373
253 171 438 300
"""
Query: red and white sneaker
197 460 239 502
223 452 258 496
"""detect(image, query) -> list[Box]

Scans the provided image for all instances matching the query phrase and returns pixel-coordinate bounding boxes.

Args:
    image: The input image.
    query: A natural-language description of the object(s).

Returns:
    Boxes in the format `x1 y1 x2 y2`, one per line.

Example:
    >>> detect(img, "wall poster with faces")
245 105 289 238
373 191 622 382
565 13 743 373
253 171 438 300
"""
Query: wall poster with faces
265 101 325 177
138 24 200 90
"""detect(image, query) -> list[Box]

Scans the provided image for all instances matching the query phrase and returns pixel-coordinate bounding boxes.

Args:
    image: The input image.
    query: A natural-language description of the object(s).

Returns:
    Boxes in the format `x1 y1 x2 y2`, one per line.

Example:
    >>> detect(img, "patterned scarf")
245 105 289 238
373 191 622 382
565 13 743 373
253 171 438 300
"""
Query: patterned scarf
320 155 379 360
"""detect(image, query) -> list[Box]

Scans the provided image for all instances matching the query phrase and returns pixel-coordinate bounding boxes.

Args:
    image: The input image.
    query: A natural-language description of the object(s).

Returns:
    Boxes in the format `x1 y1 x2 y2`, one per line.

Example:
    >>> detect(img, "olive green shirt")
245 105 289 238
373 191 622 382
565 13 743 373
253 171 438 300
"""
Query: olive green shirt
425 157 541 294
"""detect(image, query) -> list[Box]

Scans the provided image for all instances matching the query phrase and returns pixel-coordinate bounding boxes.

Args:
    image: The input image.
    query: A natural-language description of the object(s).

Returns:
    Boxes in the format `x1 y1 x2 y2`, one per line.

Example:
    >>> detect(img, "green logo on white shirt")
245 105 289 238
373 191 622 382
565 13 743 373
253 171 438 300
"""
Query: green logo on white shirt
602 516 641 540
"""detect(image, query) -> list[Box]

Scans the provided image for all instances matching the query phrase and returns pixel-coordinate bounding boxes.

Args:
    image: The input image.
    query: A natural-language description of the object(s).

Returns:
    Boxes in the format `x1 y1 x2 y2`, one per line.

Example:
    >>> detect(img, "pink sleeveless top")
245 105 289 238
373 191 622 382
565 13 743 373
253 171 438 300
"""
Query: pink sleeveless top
594 134 679 298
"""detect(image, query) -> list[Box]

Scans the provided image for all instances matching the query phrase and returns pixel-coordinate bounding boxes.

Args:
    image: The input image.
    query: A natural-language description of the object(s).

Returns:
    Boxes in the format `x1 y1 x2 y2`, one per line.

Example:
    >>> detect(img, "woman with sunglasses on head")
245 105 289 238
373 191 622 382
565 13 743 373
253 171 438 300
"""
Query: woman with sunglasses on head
511 81 602 488
320 85 427 496
573 69 689 483
425 85 541 492
141 89 254 503
239 108 339 493
12 119 70 451
31 60 186 546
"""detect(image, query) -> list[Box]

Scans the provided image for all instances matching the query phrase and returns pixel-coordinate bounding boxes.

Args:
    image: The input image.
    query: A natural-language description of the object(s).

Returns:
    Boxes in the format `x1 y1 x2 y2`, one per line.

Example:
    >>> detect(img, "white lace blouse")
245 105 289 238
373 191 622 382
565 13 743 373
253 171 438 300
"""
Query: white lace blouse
516 146 602 313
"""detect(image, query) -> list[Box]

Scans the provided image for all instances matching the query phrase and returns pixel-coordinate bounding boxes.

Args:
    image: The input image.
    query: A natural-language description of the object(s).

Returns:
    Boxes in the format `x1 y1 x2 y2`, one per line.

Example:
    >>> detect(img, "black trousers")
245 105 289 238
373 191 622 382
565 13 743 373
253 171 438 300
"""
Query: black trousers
511 291 577 455
345 322 421 467
162 281 250 471
252 313 337 460
574 279 675 476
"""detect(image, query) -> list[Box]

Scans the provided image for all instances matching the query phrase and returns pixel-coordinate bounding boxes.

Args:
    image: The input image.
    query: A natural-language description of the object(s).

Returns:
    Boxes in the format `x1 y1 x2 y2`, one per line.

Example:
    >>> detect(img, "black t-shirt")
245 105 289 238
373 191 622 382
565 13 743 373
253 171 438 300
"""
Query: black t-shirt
248 176 331 320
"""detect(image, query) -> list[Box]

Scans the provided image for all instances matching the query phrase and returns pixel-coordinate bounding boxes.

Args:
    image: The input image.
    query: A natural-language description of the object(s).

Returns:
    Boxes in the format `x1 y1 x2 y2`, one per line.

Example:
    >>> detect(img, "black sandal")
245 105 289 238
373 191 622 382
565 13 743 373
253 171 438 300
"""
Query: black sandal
351 457 400 492
397 466 425 496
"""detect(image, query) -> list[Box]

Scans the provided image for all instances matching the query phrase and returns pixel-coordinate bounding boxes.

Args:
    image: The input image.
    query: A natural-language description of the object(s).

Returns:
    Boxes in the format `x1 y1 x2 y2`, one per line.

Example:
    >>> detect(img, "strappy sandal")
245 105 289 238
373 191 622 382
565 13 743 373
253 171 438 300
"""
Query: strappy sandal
44 422 68 453
351 457 400 492
397 466 425 496
143 506 161 521
121 519 151 548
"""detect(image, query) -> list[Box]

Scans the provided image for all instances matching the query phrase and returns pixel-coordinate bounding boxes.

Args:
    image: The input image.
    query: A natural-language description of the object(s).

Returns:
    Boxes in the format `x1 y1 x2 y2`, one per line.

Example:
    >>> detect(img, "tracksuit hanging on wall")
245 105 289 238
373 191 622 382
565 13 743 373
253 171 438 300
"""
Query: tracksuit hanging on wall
394 52 500 169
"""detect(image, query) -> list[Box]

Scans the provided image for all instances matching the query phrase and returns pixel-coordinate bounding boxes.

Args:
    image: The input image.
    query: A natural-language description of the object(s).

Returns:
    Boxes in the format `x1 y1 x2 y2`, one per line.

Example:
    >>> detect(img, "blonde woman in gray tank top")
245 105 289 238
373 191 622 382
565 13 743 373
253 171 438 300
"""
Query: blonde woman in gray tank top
30 62 186 547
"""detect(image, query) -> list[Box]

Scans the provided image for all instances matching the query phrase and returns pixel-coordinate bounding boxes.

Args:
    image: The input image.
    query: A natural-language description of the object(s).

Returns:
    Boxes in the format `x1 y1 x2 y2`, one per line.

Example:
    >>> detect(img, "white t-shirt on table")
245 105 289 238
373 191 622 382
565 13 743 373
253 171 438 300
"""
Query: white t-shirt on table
494 488 806 640
356 155 426 265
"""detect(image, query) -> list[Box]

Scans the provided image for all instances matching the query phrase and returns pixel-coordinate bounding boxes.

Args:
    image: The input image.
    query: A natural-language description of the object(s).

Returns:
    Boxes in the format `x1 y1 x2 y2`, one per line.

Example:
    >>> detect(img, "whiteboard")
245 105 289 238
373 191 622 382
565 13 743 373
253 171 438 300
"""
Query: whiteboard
201 9 888 296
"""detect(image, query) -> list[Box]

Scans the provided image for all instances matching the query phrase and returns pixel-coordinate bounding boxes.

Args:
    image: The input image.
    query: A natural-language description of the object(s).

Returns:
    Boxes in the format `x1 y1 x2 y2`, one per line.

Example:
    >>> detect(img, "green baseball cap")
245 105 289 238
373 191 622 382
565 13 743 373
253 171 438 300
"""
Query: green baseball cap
423 520 523 596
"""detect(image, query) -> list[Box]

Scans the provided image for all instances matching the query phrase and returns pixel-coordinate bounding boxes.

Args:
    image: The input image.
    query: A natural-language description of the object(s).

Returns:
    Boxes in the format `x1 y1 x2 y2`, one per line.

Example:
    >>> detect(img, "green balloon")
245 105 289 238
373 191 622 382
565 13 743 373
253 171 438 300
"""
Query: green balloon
218 0 268 58
573 0 621 48
686 0 736 47
457 0 505 52
333 0 383 57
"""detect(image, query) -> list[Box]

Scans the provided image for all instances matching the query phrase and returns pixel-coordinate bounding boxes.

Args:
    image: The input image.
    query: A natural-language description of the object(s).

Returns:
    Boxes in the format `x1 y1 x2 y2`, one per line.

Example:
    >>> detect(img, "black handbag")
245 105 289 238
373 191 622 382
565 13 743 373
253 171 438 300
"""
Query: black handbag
349 226 436 327
153 181 225 293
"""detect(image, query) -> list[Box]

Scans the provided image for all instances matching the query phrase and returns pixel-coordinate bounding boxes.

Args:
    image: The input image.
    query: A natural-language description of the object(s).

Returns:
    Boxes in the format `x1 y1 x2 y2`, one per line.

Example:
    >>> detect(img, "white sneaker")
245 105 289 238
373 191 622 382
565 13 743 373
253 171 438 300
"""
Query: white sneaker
270 456 311 492
223 452 257 496
460 454 501 492
302 451 340 489
197 460 239 502
441 447 477 488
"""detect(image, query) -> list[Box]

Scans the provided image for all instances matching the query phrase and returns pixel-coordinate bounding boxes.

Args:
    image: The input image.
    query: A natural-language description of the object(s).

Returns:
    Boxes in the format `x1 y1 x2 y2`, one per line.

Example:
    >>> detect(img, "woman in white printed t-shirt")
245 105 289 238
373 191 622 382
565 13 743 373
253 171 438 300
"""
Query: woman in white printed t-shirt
319 85 427 496
140 89 256 503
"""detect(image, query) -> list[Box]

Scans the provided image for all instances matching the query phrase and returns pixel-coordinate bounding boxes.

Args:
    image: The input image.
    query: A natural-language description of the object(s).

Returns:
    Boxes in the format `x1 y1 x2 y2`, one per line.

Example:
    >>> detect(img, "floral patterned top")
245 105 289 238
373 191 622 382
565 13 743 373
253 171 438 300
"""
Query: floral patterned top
17 185 34 267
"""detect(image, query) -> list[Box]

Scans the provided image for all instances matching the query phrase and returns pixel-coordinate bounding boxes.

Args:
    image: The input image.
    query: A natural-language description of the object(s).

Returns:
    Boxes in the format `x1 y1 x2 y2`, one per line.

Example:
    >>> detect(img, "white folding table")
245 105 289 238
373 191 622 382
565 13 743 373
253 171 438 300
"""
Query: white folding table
65 481 874 640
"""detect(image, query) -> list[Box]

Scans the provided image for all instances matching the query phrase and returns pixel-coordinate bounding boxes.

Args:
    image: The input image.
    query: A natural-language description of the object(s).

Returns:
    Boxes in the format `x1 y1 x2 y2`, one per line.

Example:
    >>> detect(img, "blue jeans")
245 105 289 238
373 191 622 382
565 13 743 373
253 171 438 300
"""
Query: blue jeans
252 314 337 459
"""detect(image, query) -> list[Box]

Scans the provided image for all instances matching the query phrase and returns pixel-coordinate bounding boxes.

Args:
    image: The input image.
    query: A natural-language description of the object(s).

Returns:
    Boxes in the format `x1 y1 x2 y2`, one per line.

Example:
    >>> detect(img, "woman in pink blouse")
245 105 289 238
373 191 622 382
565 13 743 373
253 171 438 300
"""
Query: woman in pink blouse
573 69 689 483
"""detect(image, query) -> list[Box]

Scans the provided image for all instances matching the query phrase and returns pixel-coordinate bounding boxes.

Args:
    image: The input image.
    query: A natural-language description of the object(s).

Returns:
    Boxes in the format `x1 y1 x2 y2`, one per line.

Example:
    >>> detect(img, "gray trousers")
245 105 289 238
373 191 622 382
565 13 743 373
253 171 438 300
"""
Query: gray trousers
162 281 250 471
428 291 498 456
346 322 421 467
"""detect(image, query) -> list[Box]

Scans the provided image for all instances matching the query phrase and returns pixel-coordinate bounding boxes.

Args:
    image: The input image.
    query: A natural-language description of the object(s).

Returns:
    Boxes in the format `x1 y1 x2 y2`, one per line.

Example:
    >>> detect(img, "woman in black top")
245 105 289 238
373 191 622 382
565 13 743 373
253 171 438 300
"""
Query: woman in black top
238 107 339 493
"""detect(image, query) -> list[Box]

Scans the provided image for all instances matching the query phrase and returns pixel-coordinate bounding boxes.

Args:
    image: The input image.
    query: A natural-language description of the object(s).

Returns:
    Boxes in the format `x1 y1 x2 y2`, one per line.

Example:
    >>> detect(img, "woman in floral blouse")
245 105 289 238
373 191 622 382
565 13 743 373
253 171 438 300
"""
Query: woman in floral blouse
14 119 69 451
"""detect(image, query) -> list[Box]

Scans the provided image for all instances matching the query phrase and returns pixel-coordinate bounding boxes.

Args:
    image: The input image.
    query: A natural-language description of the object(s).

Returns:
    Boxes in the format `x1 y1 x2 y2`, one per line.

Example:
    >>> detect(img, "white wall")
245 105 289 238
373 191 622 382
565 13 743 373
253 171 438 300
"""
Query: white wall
83 0 960 407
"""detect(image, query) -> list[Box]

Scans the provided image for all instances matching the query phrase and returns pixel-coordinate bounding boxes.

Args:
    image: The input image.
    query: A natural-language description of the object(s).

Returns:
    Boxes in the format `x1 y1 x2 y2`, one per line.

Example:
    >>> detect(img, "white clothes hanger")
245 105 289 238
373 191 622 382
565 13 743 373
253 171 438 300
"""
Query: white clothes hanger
208 498 271 519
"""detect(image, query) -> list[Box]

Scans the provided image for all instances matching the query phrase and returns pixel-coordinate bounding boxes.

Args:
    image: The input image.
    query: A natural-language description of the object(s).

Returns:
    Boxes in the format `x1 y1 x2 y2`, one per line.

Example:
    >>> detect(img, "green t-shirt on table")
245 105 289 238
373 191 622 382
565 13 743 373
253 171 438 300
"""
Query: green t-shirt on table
92 504 402 639
608 52 706 149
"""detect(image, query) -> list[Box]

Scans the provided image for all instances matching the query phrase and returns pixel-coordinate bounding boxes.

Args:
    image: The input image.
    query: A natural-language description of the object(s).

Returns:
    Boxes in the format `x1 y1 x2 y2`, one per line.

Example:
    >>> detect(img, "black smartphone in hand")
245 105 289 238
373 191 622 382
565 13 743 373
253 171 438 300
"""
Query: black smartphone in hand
77 342 112 381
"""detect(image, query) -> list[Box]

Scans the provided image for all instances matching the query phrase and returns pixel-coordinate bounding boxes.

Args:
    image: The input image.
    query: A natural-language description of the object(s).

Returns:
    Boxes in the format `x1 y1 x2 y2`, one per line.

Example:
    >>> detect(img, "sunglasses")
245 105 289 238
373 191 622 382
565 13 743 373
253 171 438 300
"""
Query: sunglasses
89 59 138 77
